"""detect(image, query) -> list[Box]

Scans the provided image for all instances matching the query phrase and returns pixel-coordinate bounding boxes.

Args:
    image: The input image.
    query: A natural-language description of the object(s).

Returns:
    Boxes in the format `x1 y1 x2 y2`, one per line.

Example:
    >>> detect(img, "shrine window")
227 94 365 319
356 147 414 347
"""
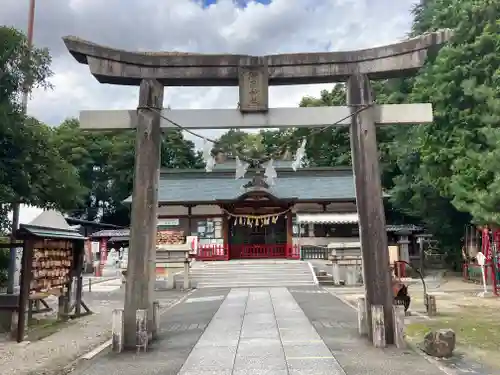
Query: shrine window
293 216 309 237
313 223 359 237
196 218 223 244
301 224 311 237
313 224 333 237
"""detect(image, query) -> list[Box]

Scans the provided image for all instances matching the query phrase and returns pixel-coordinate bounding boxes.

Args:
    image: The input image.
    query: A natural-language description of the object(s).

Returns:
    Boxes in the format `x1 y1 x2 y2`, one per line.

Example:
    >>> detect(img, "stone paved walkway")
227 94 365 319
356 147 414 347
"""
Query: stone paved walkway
291 286 447 375
0 286 188 375
71 286 449 375
178 288 345 374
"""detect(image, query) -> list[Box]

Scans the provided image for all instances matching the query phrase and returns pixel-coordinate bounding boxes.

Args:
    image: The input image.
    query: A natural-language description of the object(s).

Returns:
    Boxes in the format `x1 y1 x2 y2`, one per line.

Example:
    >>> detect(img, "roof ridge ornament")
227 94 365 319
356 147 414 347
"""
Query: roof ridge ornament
243 171 270 190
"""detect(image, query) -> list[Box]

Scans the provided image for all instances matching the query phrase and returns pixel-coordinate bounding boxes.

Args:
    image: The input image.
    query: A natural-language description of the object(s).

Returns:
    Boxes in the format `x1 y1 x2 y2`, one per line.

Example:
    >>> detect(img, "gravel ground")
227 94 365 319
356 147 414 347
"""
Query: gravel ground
0 283 189 375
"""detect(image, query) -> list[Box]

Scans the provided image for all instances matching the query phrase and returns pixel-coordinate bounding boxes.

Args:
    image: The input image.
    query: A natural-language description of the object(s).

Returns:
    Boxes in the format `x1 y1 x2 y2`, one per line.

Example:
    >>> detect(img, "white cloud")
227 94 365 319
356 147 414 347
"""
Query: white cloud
2 0 419 210
2 0 418 126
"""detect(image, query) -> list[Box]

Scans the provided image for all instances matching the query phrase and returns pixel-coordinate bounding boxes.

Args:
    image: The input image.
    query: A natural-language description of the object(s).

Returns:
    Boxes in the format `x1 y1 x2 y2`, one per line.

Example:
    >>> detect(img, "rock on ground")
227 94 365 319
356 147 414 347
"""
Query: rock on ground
422 328 456 358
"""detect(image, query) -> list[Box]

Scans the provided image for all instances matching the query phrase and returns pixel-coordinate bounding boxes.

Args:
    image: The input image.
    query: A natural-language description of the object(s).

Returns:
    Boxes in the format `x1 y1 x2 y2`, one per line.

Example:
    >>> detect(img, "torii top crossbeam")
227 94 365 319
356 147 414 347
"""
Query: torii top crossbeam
63 29 452 87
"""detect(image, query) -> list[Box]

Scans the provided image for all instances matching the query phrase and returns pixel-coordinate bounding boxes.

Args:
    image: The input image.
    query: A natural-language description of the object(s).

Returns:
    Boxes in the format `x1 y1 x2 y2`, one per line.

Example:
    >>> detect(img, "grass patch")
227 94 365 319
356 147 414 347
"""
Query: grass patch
406 306 500 368
26 317 72 341
407 307 500 351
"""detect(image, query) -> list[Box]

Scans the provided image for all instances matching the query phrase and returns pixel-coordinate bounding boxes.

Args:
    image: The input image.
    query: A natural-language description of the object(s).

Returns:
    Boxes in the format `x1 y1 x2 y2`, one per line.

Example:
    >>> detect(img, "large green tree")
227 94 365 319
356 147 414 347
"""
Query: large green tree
53 119 203 226
0 27 52 107
296 85 351 166
210 0 500 269
213 129 267 159
0 27 83 233
389 0 499 262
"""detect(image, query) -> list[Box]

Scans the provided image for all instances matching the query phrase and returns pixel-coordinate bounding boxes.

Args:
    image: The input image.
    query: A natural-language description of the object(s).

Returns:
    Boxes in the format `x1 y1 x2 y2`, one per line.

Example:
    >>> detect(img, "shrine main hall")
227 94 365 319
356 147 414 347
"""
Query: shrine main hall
125 161 363 260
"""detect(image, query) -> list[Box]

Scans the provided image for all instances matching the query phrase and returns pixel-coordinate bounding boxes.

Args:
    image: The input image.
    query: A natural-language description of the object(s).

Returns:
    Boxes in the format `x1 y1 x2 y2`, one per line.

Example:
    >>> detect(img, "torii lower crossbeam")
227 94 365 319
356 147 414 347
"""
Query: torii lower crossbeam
78 104 432 130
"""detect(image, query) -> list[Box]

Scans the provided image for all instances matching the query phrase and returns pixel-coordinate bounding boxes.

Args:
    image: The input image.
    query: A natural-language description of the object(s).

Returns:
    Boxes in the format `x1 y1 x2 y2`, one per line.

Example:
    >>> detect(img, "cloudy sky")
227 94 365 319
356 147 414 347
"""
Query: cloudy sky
2 0 418 223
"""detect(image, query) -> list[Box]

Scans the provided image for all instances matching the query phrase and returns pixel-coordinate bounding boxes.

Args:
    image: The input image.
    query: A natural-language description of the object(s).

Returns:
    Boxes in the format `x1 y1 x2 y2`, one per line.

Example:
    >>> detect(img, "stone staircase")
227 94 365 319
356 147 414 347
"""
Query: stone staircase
308 261 336 286
182 260 318 288
316 269 336 286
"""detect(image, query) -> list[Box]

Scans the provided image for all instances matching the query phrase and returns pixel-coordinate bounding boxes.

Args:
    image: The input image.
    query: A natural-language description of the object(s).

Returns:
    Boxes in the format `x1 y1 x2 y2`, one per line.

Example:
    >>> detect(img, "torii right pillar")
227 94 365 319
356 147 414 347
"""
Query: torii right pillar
345 30 453 344
347 74 395 343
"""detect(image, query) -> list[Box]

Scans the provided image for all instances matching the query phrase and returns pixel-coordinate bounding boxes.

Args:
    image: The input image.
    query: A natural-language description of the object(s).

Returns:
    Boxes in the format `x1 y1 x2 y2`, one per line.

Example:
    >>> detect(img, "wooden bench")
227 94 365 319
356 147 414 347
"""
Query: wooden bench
0 293 52 314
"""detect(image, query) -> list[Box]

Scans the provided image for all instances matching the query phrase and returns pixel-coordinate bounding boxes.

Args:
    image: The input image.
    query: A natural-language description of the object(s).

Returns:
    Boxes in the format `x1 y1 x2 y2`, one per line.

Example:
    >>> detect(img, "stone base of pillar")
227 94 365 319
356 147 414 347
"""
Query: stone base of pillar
346 268 357 286
332 263 341 285
111 309 124 353
357 297 368 336
136 309 148 352
167 272 176 290
183 261 191 290
425 294 437 316
9 310 23 341
371 305 385 348
392 305 406 349
151 301 160 341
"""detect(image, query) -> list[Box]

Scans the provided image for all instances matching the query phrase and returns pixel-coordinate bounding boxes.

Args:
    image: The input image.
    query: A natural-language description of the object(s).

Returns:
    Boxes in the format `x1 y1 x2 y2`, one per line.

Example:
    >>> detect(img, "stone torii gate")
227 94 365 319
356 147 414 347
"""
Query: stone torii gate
63 29 452 349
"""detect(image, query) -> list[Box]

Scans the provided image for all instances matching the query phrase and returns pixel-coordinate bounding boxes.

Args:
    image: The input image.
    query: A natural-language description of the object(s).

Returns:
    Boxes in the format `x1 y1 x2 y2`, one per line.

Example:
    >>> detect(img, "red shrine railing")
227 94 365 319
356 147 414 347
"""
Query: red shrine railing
197 244 228 261
288 244 301 259
232 244 287 258
196 244 300 261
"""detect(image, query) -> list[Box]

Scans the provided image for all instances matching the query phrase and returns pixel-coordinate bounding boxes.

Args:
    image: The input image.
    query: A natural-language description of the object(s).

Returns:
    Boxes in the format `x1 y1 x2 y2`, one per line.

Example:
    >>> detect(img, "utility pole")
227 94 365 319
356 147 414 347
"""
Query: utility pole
8 0 36 293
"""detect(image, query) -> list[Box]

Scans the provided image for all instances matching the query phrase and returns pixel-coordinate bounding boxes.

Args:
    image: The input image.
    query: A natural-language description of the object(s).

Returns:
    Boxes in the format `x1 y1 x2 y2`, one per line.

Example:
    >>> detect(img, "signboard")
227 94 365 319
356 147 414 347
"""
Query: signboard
157 218 180 229
91 241 100 254
238 65 269 112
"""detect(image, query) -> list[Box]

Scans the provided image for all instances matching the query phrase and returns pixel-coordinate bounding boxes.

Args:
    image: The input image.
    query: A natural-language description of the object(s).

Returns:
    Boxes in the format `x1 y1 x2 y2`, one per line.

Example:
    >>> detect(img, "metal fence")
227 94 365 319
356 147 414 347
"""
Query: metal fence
300 245 330 260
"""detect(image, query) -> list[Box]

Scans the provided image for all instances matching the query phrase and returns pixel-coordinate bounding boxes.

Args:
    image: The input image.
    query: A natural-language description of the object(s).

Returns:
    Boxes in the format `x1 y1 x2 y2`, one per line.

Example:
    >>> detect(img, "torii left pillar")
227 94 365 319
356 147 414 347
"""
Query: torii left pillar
123 79 164 350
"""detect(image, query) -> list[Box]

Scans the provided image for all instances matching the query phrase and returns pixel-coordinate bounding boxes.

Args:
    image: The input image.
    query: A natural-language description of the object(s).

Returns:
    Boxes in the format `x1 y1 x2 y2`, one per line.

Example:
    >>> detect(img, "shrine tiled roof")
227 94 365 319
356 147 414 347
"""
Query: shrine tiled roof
386 224 423 233
91 229 130 238
16 210 85 240
124 166 373 204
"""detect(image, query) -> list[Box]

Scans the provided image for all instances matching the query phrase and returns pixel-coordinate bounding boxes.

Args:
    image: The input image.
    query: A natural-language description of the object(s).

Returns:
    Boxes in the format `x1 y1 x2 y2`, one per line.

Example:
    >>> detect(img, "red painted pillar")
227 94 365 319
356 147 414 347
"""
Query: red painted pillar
222 215 230 260
492 229 500 294
482 227 490 282
99 238 108 276
94 239 101 277
85 239 92 271
100 238 108 261
286 211 293 258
